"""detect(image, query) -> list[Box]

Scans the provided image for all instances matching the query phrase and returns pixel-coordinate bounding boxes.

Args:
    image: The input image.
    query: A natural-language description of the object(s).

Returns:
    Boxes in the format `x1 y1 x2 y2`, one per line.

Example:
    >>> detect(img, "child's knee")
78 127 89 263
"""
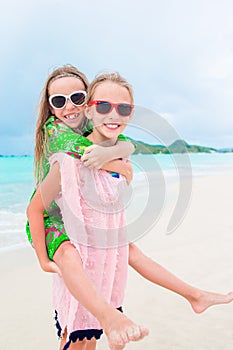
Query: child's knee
54 241 77 261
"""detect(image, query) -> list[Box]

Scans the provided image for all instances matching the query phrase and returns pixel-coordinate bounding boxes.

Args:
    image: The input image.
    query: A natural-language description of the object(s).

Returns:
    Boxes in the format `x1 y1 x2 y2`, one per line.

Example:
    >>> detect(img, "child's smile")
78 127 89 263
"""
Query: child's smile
104 122 121 130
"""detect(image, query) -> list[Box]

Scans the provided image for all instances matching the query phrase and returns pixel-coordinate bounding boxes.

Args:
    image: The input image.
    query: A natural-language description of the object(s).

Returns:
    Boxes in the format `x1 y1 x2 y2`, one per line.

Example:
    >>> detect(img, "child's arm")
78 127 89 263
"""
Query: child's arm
26 162 61 274
81 143 134 184
46 117 134 182
81 141 135 169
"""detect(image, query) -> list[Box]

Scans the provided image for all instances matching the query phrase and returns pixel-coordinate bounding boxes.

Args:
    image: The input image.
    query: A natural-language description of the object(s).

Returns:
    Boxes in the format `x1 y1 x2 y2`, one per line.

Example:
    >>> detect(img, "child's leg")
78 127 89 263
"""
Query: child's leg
69 340 88 350
59 328 96 350
59 327 67 350
85 338 96 350
53 241 148 350
129 243 233 313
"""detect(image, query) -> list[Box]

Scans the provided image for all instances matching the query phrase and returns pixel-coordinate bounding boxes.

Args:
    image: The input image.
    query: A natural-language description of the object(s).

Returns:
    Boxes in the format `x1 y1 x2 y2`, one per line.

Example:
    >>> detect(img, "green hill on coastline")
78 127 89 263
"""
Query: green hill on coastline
0 140 232 157
131 139 233 154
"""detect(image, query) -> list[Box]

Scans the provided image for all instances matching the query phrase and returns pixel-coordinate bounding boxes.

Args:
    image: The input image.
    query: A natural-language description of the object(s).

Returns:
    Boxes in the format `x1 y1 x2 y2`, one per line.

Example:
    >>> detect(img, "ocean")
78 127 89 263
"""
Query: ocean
0 153 233 252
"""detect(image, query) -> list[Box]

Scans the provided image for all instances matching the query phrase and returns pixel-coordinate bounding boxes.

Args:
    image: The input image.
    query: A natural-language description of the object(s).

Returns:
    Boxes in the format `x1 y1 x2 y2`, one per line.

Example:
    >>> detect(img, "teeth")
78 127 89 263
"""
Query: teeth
105 124 119 129
66 114 77 120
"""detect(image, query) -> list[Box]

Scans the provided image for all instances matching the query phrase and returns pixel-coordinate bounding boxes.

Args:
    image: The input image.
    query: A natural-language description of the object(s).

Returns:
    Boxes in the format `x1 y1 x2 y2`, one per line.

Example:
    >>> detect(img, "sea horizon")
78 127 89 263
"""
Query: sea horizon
0 136 233 158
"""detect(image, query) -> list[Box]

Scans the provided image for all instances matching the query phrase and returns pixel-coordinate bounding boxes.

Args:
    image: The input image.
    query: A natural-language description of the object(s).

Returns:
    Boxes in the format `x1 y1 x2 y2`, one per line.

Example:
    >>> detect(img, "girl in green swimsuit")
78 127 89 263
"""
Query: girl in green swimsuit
26 65 134 260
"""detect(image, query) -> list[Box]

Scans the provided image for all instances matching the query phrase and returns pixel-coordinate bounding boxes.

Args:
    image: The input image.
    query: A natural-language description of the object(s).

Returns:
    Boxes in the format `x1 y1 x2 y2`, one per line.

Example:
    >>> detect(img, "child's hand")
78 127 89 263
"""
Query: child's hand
40 259 62 276
123 161 133 184
81 145 115 169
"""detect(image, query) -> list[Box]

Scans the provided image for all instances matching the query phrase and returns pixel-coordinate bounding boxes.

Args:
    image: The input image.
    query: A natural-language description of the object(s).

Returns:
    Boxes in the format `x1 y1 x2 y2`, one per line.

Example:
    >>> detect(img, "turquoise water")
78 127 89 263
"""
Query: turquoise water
131 153 233 175
0 153 233 251
0 156 34 212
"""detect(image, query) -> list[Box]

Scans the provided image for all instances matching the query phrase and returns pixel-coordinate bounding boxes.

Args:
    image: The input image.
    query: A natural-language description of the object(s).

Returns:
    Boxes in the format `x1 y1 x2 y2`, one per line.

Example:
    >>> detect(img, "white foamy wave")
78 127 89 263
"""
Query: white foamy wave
0 210 28 251
0 242 30 254
0 210 27 220
0 228 25 234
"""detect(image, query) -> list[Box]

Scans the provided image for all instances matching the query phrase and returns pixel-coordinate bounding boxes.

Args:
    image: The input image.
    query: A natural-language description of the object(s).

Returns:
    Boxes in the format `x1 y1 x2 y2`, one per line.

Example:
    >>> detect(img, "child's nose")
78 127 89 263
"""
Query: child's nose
109 108 120 121
65 98 74 109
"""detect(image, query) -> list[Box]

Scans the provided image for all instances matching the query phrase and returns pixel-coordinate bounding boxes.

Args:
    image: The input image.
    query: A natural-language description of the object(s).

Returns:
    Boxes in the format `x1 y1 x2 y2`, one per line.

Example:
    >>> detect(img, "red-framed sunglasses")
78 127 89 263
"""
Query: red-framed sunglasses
88 100 134 117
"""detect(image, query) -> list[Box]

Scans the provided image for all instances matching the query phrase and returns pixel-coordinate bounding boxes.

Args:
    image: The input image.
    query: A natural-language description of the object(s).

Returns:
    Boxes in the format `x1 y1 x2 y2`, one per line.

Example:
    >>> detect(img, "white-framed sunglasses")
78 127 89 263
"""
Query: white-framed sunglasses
49 90 87 109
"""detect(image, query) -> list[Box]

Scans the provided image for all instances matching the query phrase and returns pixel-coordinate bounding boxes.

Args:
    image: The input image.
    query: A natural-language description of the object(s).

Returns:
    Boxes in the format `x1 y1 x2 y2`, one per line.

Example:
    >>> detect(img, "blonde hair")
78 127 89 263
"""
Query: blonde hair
34 64 89 182
87 72 134 104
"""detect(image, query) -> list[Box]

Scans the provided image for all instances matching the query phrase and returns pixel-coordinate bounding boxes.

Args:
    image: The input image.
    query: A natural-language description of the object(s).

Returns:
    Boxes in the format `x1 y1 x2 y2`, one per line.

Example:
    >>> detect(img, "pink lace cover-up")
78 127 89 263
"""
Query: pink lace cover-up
49 153 129 337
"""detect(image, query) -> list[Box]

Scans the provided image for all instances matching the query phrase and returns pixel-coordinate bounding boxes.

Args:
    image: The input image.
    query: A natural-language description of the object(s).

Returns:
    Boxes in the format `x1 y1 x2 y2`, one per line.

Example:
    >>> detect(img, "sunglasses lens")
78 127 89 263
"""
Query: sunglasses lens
51 95 66 109
117 104 133 116
96 101 112 114
71 92 86 106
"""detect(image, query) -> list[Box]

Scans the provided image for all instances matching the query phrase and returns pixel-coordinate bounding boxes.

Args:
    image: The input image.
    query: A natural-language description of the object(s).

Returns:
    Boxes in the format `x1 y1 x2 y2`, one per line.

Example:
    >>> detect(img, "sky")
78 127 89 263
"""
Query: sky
0 0 233 155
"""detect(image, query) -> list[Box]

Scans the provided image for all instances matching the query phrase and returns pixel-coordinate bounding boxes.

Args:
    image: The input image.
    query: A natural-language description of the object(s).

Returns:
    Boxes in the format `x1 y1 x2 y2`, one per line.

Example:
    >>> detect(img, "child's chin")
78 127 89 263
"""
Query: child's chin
64 119 82 129
104 130 121 138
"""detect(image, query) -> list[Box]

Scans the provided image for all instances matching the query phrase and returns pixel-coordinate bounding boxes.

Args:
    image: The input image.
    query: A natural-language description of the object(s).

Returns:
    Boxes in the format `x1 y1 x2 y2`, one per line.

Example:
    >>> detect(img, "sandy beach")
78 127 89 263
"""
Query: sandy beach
1 173 233 350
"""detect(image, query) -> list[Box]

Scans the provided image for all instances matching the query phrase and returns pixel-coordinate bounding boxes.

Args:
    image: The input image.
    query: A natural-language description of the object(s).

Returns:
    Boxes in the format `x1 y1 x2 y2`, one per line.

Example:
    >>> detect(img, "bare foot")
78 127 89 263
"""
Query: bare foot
103 311 149 349
189 290 233 314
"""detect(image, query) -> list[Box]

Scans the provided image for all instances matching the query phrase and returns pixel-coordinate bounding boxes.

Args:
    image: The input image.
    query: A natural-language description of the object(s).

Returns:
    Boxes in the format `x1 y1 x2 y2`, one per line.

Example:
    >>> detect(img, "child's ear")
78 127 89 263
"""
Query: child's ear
126 113 134 124
129 113 133 121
